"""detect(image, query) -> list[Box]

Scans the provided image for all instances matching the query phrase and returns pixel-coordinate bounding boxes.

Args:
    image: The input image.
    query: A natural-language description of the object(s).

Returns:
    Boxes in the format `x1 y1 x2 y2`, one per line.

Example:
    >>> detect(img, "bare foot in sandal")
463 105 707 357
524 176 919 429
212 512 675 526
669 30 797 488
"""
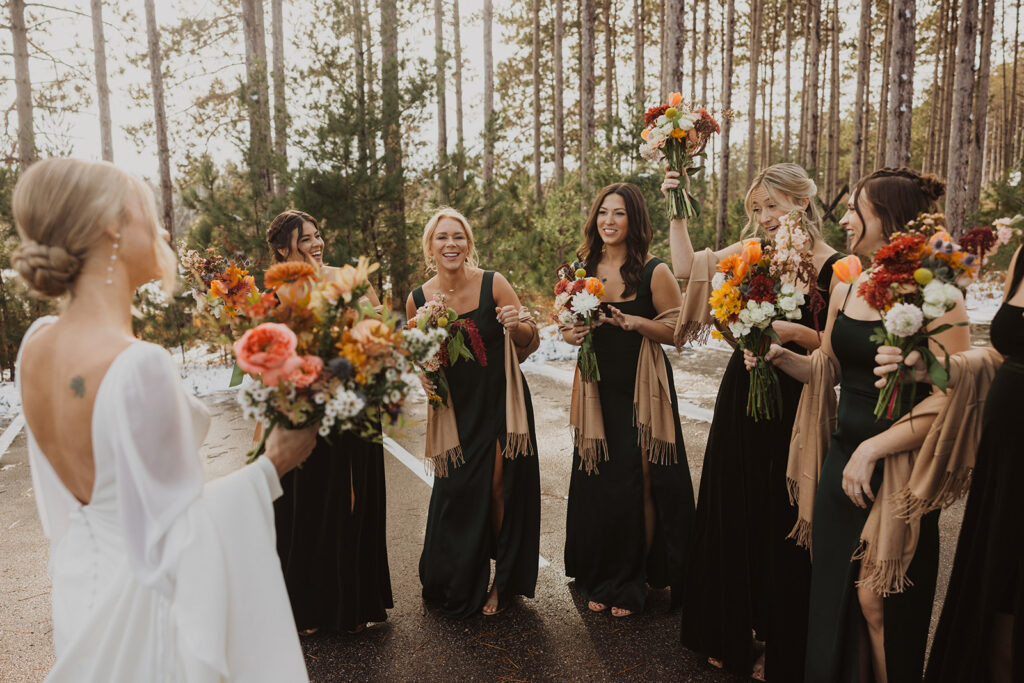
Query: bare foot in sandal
751 650 766 681
482 585 501 615
708 657 723 669
299 627 319 637
587 600 608 612
610 606 633 617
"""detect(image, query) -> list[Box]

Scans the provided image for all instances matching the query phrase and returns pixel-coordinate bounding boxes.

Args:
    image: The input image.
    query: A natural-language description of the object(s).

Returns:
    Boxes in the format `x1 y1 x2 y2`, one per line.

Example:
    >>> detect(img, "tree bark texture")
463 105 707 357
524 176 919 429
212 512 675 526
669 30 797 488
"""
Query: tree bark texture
885 0 916 167
849 0 872 186
10 0 35 170
453 0 465 181
581 0 596 193
554 0 565 182
946 0 980 234
380 0 408 300
483 0 495 191
240 0 273 202
717 0 736 249
270 0 287 194
875 0 893 170
434 0 448 202
966 0 996 216
784 0 792 159
803 0 821 175
745 0 762 191
90 0 113 162
144 0 174 238
533 0 543 203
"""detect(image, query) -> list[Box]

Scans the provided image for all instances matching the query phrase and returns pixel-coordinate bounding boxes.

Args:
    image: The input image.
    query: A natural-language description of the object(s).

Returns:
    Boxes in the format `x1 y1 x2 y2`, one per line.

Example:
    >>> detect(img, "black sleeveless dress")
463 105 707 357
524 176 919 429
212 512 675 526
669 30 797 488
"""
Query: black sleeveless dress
679 253 841 680
274 430 393 632
414 271 542 618
564 257 695 612
925 250 1024 682
804 293 939 682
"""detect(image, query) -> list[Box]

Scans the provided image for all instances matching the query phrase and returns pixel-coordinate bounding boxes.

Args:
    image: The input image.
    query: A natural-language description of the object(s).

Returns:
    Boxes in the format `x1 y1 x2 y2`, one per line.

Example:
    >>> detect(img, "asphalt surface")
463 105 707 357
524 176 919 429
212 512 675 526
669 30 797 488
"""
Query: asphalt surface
0 347 968 682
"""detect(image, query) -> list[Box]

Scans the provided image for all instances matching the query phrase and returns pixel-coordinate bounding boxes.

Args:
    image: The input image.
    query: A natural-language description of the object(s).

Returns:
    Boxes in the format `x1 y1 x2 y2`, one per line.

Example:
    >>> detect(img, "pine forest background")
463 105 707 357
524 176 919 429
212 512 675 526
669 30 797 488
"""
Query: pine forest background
1 0 1024 378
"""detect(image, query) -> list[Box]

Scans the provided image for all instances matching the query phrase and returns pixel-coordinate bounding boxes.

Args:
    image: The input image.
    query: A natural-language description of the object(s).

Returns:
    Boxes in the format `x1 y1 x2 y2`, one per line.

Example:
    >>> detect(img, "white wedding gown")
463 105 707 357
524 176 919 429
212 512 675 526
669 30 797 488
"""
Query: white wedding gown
17 317 309 682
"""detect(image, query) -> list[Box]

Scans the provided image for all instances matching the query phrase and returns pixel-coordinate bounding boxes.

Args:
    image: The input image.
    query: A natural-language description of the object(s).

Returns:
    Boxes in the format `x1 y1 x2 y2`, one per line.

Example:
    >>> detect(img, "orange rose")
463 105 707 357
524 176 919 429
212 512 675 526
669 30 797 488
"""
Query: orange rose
585 277 603 295
741 239 762 264
288 355 324 388
348 318 394 358
831 255 863 284
233 322 303 387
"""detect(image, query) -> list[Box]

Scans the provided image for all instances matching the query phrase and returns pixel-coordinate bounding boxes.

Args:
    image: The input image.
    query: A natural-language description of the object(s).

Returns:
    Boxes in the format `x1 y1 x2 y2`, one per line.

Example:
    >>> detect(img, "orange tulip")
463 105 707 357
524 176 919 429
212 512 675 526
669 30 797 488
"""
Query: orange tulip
741 239 762 264
669 92 683 107
730 259 750 285
832 254 863 284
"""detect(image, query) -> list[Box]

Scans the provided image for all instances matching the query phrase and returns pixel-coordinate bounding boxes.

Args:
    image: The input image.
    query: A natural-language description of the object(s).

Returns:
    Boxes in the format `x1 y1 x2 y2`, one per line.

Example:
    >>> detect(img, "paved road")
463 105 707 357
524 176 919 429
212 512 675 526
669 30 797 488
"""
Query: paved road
0 350 967 682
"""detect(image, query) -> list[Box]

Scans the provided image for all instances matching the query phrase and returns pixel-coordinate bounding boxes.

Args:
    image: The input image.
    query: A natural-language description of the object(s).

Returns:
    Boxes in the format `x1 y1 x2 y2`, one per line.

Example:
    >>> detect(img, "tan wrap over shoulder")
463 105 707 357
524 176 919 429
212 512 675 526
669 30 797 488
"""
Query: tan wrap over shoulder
425 308 540 477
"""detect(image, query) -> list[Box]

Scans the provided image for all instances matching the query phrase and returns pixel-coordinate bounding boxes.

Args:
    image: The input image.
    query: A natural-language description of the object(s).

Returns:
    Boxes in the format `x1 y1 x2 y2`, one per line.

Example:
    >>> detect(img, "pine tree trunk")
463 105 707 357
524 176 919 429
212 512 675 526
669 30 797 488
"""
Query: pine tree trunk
90 0 113 162
353 0 369 175
925 0 949 174
717 0 736 249
885 0 915 167
1009 0 1020 166
604 0 614 127
240 0 273 203
745 0 762 191
533 0 543 203
701 0 711 104
554 0 565 183
784 0 792 159
764 2 777 167
381 0 408 300
453 0 465 182
875 0 893 170
946 0 980 234
270 0 287 194
662 0 682 98
804 0 821 175
483 0 495 192
434 0 447 201
849 0 872 186
816 36 826 175
581 0 596 193
10 0 34 170
144 0 173 238
633 0 644 107
939 0 960 172
827 0 839 199
966 0 996 215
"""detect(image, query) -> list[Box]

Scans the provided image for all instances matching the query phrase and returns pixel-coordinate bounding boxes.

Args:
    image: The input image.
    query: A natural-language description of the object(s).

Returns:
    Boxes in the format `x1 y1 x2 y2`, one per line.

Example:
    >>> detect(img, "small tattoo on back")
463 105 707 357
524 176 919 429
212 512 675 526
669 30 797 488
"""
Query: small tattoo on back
70 376 85 398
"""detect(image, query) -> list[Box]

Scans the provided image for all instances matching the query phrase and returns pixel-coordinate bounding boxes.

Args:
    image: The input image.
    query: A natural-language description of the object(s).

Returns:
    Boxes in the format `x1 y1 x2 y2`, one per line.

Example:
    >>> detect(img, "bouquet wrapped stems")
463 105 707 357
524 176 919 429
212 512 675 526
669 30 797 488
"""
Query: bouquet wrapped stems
744 329 784 422
664 141 698 220
578 325 601 383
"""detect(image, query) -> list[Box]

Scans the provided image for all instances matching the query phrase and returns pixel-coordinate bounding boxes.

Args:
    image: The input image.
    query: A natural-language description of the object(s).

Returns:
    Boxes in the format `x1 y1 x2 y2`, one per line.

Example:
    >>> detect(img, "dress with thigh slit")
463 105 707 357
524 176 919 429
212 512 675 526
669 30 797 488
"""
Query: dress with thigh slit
414 271 541 618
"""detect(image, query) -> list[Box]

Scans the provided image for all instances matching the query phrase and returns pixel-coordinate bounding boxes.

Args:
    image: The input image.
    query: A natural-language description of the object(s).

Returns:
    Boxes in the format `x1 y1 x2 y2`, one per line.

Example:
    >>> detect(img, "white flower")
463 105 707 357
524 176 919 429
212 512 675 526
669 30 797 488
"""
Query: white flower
922 280 947 306
570 291 600 318
884 303 924 338
729 321 751 338
656 114 670 127
711 272 727 290
785 308 802 320
780 282 795 295
554 291 570 309
922 302 947 319
760 301 775 316
676 113 698 131
778 295 798 312
943 283 960 304
318 424 331 437
639 142 663 162
558 309 576 327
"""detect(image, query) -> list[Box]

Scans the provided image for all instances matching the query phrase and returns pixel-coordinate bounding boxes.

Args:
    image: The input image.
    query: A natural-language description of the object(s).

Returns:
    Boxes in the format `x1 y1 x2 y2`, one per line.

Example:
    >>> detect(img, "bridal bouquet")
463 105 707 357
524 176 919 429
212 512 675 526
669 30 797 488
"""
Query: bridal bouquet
554 261 605 383
709 213 819 421
406 292 485 408
959 216 1021 274
857 214 977 420
638 92 721 219
188 257 443 456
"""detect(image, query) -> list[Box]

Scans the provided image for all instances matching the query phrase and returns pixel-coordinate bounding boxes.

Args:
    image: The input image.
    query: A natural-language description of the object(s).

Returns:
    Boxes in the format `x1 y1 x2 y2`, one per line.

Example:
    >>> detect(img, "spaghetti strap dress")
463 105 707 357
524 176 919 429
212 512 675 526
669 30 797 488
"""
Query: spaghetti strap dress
414 271 542 618
804 289 939 683
564 257 695 613
274 429 393 632
924 250 1024 682
680 252 841 680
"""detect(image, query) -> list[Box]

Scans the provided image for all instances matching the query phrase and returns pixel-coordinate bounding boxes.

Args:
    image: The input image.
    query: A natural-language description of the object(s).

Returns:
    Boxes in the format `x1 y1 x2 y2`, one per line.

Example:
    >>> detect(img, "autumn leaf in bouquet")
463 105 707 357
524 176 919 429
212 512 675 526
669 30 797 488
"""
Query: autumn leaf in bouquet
405 292 488 408
553 262 605 383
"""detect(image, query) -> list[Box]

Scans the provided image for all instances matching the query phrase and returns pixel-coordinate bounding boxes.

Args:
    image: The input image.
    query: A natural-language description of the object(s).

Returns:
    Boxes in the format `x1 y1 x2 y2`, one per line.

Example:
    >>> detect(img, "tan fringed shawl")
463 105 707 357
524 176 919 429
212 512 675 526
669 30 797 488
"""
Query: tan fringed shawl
568 308 682 473
674 249 718 347
787 346 1003 595
853 347 1003 596
425 308 540 477
786 348 840 552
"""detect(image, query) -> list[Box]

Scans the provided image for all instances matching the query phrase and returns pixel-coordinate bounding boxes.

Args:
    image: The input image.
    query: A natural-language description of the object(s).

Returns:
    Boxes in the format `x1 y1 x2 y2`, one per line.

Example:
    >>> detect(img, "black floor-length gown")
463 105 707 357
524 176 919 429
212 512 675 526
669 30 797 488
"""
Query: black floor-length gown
415 271 542 619
804 296 938 682
274 430 393 632
564 257 695 613
924 253 1024 683
679 253 840 680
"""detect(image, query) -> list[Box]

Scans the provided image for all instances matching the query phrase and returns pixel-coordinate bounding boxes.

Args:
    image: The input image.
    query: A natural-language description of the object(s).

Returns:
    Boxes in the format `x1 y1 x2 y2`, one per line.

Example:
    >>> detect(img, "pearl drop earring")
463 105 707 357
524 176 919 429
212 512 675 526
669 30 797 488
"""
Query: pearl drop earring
106 232 121 285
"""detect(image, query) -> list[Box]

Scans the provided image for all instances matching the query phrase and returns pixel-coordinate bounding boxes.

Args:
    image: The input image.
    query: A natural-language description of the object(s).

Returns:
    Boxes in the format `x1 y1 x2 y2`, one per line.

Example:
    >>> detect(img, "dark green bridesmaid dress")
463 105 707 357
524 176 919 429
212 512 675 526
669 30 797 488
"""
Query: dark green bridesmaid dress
564 257 696 613
414 271 542 619
805 295 939 682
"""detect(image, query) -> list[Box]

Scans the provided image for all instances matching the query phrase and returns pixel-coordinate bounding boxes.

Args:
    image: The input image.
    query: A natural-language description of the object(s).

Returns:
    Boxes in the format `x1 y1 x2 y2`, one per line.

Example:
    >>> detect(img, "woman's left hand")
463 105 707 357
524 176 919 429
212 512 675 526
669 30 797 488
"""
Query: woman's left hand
600 305 641 331
495 305 521 332
873 345 926 388
841 441 880 509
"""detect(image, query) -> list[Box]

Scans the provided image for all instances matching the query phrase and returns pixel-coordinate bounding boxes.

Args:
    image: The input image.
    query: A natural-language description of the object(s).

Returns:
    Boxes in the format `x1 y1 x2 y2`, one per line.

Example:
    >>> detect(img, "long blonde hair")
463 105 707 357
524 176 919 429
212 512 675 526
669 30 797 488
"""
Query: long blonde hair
421 207 479 271
12 157 177 297
741 163 824 245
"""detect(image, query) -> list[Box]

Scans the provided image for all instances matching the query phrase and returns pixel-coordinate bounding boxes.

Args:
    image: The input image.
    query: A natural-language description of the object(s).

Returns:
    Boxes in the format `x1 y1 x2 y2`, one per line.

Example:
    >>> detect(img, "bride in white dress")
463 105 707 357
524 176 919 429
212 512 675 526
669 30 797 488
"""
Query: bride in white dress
11 157 317 682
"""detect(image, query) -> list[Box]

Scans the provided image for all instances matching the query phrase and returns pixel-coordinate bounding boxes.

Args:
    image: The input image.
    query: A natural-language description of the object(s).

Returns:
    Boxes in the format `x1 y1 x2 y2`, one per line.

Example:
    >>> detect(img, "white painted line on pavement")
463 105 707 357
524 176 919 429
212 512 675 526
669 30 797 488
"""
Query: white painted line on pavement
382 434 551 570
521 361 715 423
0 414 25 464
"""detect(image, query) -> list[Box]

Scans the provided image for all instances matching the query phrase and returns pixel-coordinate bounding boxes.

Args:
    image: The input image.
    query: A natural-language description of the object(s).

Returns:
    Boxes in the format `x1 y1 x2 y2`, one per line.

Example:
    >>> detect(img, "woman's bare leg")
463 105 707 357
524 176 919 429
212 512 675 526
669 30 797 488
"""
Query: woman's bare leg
857 584 887 683
483 443 505 615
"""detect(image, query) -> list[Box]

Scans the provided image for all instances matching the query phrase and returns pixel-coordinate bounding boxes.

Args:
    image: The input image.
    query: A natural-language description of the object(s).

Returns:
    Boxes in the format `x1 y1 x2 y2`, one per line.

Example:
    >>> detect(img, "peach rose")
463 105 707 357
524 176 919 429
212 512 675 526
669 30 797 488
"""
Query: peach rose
288 355 324 388
348 318 394 358
233 322 304 387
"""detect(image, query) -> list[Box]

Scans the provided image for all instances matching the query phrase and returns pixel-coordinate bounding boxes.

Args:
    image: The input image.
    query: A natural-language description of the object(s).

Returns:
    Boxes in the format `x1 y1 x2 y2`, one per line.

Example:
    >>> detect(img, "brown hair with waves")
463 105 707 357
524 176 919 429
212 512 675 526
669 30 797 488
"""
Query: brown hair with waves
852 167 946 241
577 183 653 299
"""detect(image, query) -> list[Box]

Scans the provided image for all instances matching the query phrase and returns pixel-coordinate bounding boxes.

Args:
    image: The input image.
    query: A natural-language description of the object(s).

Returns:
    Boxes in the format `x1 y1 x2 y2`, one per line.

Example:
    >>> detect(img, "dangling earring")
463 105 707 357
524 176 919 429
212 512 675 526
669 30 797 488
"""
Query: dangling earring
106 232 121 285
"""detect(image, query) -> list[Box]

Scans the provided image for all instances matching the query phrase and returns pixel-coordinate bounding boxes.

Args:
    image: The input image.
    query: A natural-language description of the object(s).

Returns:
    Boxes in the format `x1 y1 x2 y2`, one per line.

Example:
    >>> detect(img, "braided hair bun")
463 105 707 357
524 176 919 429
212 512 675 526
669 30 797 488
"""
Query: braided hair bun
11 241 84 298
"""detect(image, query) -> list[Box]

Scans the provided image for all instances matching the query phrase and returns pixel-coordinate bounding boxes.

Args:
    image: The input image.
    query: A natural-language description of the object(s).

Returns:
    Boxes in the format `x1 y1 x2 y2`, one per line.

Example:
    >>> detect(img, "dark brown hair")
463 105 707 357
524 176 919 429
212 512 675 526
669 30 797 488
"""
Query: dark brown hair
576 183 653 299
852 167 946 241
266 209 319 263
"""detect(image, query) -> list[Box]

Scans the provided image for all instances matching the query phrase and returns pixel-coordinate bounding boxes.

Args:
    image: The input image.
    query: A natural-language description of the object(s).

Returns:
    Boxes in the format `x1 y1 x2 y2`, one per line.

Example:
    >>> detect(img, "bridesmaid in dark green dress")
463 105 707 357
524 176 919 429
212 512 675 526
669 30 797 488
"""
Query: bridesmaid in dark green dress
266 210 393 634
562 183 695 618
757 169 970 682
406 208 541 618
